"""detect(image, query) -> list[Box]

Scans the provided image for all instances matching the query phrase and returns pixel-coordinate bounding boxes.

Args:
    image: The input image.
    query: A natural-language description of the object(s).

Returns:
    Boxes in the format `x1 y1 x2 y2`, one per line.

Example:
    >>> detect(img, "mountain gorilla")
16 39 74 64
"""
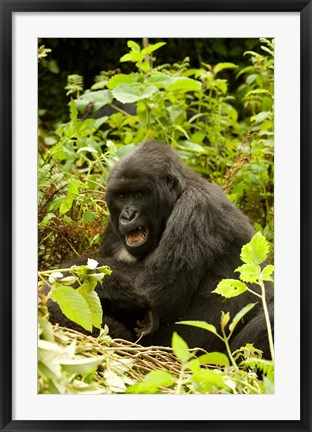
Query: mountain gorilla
46 140 274 358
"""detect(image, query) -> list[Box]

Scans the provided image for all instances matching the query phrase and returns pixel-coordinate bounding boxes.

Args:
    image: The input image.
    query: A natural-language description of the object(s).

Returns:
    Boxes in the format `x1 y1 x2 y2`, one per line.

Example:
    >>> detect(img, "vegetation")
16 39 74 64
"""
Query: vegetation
38 38 274 394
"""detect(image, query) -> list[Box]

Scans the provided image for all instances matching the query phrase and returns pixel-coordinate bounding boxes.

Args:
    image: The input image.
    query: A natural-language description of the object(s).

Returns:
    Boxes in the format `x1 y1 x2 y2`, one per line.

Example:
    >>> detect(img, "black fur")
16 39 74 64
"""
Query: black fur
47 140 274 357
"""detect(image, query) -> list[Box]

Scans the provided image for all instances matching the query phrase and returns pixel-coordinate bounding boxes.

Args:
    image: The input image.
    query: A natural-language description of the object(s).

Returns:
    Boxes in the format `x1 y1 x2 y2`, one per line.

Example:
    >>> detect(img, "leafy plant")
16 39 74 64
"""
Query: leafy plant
39 258 111 332
177 231 274 393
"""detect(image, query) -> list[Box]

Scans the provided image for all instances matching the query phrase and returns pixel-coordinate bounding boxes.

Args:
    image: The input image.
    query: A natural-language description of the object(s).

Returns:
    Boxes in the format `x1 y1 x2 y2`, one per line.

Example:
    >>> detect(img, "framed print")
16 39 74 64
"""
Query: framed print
1 0 311 431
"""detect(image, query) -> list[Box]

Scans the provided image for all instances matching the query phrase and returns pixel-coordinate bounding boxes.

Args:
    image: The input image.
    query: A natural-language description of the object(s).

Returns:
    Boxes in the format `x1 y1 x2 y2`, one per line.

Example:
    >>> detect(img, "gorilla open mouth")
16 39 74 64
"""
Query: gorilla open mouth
125 226 149 247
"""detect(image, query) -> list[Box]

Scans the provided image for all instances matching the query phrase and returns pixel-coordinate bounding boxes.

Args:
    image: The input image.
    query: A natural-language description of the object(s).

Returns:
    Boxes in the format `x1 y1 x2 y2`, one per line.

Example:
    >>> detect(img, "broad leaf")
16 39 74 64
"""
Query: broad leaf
107 73 135 90
112 84 158 104
262 264 274 282
213 279 247 298
74 90 113 114
61 355 104 375
126 370 174 394
214 62 238 75
120 52 143 63
198 352 230 367
240 232 270 266
192 369 224 393
127 40 141 52
167 77 201 92
77 285 103 329
177 321 219 337
172 332 191 364
229 303 257 335
141 42 166 55
235 263 261 283
50 285 93 332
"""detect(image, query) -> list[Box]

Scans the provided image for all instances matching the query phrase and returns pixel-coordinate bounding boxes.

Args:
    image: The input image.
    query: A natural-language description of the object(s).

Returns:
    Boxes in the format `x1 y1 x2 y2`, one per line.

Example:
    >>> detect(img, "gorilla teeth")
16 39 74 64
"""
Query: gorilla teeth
126 226 148 247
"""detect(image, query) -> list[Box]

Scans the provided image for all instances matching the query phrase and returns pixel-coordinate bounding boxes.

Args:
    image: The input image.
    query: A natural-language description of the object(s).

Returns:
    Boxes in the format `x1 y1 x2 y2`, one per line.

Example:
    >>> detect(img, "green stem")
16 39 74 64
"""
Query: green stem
221 330 239 371
38 267 74 276
175 363 187 394
259 277 275 362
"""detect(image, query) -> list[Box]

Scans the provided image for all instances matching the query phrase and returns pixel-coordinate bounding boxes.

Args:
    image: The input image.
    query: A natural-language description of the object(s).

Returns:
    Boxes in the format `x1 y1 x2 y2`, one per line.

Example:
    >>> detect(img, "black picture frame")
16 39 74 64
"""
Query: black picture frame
1 1 311 431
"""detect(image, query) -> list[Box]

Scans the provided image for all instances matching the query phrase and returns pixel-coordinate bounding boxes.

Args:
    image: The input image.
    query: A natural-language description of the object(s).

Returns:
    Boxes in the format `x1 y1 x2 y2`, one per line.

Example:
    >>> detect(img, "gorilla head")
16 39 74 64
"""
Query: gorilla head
105 143 185 259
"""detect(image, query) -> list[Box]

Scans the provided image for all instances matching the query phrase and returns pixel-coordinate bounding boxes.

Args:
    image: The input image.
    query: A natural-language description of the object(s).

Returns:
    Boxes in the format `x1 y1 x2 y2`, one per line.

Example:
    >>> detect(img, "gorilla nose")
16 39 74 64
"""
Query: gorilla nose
120 209 138 226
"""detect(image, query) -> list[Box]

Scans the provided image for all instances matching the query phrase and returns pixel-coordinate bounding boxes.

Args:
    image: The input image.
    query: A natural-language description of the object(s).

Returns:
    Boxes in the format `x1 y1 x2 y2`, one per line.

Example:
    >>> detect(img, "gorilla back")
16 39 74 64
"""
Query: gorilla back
99 140 273 358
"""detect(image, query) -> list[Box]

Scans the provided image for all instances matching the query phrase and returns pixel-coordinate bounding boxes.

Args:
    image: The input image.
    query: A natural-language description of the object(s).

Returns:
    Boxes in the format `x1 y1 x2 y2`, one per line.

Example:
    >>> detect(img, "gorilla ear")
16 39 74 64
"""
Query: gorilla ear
166 174 175 189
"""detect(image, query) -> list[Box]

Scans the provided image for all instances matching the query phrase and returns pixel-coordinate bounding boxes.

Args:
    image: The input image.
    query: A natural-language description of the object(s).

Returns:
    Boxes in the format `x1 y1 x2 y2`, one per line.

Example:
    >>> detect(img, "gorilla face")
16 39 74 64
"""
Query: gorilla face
105 176 177 259
106 185 153 257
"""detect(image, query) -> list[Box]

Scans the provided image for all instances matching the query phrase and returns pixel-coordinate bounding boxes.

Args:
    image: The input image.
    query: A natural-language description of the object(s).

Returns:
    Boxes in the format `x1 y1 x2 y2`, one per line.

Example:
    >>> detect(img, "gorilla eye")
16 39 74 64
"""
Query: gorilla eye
117 193 125 200
166 175 175 188
135 192 143 199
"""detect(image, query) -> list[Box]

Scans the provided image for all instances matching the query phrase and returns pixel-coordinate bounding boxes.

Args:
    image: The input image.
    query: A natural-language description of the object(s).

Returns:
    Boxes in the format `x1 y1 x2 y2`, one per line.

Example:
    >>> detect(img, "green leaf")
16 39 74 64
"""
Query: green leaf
172 332 191 364
107 74 135 90
59 196 74 215
67 178 82 195
127 40 141 53
69 98 78 127
235 263 261 283
177 321 220 338
38 317 55 342
120 52 144 63
60 355 104 375
250 111 271 124
240 232 270 266
77 286 103 329
112 84 158 103
147 74 172 87
179 140 207 153
139 61 150 72
59 276 77 285
50 285 93 332
97 266 112 276
89 273 105 282
214 62 238 75
82 211 96 223
141 42 166 55
74 90 113 114
126 370 174 394
192 369 224 393
213 279 247 298
167 77 201 92
215 80 227 94
198 352 230 367
229 303 257 335
141 86 159 99
77 146 98 155
262 264 274 282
